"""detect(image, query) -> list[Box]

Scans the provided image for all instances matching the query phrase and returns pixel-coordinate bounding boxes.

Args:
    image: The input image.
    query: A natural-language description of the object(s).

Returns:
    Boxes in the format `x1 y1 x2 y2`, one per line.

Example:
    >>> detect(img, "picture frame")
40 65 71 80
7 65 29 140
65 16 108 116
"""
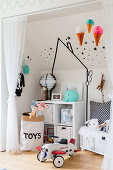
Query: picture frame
52 93 61 101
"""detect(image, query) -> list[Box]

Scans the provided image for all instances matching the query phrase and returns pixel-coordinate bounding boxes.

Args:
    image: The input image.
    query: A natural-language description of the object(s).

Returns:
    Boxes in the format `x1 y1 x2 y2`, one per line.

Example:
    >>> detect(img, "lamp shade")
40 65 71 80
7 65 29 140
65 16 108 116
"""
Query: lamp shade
40 73 56 91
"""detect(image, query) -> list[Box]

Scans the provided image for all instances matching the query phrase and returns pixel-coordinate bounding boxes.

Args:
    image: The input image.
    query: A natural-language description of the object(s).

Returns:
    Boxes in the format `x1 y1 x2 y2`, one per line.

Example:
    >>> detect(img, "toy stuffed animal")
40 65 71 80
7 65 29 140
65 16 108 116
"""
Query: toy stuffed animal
97 74 105 103
30 102 48 118
85 119 99 130
30 105 38 118
31 100 37 110
64 88 79 102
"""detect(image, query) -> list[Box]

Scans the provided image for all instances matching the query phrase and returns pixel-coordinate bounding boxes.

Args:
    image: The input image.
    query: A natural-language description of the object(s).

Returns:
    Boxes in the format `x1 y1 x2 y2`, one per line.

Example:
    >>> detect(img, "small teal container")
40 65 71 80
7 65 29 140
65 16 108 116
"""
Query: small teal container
23 65 29 74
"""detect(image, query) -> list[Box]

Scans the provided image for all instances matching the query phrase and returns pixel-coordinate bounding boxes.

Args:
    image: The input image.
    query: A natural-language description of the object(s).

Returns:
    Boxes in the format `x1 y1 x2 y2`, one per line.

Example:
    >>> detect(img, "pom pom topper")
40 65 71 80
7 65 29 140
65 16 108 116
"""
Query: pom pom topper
86 19 94 33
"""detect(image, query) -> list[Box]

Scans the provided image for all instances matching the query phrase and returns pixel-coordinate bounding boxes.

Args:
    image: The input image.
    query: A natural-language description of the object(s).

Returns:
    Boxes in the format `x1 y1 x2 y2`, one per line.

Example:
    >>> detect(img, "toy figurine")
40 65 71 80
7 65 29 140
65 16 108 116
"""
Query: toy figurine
36 136 80 168
64 88 79 102
98 120 110 132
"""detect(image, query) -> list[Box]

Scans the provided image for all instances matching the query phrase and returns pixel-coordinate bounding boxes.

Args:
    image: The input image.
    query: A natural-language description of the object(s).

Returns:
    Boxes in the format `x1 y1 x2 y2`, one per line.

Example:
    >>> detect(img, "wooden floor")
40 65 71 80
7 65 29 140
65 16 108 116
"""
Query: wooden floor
0 151 103 170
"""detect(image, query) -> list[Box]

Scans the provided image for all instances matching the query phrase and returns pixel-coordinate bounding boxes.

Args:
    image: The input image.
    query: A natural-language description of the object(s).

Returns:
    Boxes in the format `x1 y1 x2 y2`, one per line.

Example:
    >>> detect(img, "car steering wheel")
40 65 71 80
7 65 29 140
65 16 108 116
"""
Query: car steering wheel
48 135 59 143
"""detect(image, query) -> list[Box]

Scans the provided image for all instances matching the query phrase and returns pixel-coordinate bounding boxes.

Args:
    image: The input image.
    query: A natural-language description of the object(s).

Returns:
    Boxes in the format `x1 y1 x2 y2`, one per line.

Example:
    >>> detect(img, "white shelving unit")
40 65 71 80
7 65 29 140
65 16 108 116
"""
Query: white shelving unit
38 100 85 148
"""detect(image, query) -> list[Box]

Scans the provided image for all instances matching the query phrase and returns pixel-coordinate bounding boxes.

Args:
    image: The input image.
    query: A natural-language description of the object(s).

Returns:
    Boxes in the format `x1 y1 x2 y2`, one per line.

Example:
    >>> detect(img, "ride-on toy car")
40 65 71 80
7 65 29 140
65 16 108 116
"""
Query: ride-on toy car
36 136 80 168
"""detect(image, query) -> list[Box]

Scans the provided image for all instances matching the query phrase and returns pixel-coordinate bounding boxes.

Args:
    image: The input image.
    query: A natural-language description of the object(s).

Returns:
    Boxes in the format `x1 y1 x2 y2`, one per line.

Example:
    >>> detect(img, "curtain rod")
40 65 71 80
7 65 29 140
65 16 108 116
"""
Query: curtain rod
2 0 102 20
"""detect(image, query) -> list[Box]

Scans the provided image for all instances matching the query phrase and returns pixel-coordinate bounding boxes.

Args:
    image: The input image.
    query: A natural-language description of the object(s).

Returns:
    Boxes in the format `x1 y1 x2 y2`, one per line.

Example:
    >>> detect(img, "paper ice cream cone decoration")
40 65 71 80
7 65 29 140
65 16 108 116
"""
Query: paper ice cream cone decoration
93 26 103 46
77 33 84 46
87 24 92 33
86 19 94 33
94 34 102 46
76 26 85 46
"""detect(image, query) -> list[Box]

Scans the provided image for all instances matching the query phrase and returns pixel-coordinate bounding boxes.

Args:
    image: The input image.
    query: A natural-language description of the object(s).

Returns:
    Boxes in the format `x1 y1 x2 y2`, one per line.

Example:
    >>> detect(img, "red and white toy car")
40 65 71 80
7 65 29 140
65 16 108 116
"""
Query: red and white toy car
36 136 80 168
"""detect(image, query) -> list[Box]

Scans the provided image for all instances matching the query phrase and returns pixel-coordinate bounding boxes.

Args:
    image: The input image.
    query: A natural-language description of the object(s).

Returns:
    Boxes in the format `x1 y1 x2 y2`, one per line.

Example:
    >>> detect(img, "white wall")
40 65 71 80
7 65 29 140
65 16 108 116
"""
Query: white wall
15 5 112 128
27 8 112 118
26 9 107 71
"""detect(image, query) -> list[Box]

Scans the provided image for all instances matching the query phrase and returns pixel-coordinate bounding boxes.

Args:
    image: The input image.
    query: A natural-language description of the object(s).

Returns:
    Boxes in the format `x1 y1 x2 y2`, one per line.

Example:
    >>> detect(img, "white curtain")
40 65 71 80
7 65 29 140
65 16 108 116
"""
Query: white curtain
102 0 113 169
0 19 8 152
2 16 27 153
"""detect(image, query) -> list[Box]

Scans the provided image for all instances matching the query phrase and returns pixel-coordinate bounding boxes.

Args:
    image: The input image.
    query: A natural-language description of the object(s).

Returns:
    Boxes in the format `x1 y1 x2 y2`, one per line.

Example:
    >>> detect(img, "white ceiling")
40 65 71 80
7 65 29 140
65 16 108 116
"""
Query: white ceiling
25 2 107 72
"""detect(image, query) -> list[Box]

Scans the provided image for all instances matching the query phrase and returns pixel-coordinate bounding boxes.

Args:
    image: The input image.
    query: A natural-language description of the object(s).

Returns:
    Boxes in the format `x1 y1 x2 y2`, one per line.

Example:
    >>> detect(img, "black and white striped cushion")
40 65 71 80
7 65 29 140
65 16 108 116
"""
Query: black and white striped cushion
90 101 111 124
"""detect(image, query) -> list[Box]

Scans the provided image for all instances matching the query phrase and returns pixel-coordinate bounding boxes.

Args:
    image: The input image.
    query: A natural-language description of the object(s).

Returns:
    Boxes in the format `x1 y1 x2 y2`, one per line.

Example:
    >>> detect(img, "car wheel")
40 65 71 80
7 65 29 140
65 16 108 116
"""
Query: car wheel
37 152 47 162
53 156 64 168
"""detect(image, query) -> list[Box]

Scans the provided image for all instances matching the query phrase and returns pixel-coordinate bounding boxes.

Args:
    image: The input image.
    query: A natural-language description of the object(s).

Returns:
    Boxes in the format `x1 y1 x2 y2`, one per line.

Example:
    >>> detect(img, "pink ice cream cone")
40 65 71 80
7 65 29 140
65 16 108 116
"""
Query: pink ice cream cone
93 26 103 46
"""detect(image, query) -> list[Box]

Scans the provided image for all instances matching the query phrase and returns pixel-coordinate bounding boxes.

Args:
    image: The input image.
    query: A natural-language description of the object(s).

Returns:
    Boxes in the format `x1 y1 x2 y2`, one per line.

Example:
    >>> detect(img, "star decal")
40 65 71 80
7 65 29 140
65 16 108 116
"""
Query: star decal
67 36 71 40
94 47 97 51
